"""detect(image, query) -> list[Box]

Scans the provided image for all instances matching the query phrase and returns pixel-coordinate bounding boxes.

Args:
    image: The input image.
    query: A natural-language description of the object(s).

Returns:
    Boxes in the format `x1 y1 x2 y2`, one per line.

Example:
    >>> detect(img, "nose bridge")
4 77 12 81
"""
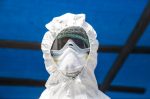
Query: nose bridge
65 39 80 52
67 39 75 46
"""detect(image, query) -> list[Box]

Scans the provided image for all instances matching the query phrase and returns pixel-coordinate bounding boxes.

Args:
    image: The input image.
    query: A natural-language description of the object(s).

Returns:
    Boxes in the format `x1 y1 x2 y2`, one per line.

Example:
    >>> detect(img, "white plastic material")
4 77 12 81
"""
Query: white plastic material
40 13 110 99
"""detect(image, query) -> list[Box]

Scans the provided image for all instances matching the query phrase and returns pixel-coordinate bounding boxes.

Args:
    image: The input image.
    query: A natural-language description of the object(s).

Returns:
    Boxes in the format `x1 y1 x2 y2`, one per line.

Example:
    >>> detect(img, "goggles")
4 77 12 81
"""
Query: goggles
51 26 90 50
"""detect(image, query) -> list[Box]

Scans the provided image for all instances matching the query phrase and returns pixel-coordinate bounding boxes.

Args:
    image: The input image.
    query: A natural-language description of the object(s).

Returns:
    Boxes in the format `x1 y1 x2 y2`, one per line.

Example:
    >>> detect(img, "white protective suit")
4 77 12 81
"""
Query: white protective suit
40 13 110 99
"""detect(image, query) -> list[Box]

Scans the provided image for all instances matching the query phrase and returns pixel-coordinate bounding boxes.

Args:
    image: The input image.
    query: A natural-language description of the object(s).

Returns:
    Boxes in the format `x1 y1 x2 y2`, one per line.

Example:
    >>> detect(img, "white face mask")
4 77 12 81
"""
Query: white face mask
51 40 89 78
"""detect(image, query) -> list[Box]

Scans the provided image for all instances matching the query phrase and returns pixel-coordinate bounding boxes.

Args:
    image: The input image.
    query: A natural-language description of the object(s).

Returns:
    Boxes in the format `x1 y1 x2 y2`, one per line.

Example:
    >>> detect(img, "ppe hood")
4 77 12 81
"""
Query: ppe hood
40 13 110 99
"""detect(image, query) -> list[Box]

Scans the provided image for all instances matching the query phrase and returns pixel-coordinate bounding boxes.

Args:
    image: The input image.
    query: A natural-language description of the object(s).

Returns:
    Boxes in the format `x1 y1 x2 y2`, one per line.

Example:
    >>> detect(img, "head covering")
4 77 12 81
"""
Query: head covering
40 13 110 99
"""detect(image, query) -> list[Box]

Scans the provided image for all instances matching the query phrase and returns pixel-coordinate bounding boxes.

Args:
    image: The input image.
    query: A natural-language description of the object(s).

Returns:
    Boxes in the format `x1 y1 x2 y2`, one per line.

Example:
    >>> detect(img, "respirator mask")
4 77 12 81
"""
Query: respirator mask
50 26 90 78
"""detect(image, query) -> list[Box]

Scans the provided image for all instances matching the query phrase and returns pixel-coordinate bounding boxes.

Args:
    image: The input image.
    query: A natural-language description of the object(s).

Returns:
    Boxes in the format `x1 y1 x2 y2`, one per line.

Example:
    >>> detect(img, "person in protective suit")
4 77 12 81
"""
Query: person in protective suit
39 13 110 99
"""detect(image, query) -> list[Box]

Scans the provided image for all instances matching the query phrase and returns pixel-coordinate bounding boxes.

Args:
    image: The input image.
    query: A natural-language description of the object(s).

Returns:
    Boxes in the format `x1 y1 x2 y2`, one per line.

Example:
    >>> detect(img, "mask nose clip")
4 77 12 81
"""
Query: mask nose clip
67 39 75 48
68 43 73 47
